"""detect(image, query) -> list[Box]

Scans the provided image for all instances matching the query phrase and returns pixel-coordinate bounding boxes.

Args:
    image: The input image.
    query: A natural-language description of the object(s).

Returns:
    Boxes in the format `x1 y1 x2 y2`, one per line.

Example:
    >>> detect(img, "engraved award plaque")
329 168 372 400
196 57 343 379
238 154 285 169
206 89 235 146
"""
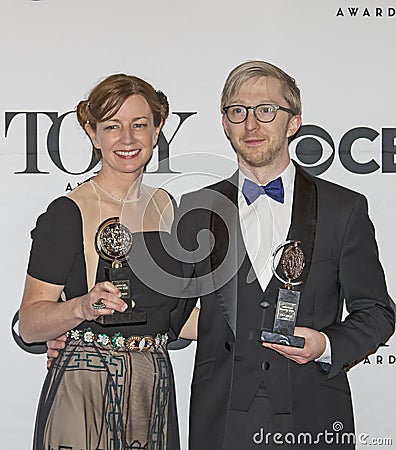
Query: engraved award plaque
260 240 305 348
95 217 147 325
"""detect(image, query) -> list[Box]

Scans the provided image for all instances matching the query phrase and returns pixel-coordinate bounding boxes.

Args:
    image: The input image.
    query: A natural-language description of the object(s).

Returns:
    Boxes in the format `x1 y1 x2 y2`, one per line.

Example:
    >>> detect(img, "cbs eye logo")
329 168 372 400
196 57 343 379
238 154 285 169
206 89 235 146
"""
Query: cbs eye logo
291 124 396 175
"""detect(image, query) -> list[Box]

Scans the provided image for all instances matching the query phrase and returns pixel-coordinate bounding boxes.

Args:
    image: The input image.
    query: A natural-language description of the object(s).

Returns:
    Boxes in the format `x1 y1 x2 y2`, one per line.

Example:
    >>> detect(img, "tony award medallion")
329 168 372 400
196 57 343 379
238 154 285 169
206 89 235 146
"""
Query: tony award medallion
95 217 147 325
260 240 305 348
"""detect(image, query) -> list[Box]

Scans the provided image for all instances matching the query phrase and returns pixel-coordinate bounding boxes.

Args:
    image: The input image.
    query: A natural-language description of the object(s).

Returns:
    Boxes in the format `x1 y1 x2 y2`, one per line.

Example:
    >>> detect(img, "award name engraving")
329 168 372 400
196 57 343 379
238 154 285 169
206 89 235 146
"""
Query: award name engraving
277 300 298 324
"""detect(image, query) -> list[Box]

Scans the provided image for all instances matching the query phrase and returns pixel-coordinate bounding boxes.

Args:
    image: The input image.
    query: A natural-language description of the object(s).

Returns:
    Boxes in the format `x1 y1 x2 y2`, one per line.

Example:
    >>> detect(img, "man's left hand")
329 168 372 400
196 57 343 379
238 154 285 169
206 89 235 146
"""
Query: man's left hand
261 327 326 364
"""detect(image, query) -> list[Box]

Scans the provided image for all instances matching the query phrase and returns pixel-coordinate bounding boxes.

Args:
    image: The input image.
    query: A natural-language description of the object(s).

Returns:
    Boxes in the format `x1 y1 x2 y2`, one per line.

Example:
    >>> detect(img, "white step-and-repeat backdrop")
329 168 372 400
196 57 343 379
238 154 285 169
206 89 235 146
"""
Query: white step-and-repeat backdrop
1 1 395 448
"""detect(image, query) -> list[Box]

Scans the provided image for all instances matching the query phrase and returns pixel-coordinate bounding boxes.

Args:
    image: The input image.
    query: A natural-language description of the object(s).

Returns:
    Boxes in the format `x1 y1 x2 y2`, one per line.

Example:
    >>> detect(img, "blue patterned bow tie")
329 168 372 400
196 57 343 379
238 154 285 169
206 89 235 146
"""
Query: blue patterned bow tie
242 177 284 205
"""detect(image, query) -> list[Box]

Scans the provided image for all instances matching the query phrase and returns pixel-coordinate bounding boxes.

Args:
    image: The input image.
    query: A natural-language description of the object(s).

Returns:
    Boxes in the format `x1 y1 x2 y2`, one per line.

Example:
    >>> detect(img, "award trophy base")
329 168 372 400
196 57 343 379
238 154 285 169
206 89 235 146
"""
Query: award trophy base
260 330 305 348
260 288 305 349
97 266 147 326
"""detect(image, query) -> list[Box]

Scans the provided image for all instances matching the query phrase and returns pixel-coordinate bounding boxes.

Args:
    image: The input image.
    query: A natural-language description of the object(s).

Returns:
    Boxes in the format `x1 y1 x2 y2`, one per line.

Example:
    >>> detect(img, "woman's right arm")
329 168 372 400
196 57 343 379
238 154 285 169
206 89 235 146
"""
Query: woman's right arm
19 275 127 343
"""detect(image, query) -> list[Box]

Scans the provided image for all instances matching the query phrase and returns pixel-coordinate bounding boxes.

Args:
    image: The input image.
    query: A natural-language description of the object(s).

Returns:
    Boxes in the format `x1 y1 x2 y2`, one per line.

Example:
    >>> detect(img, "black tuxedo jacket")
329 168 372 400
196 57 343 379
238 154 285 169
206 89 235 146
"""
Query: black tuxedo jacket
175 163 394 450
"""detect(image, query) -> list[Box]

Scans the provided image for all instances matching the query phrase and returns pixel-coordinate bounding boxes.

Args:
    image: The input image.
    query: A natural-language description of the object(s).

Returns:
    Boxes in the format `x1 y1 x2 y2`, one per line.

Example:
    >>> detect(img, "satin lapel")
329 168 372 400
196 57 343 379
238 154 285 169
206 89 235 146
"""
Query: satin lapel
209 172 240 336
262 163 318 328
287 162 318 288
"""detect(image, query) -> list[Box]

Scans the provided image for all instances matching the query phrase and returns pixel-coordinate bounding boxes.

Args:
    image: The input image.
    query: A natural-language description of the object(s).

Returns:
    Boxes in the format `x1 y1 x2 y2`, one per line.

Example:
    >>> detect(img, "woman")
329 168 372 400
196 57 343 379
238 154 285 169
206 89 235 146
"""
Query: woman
19 74 196 450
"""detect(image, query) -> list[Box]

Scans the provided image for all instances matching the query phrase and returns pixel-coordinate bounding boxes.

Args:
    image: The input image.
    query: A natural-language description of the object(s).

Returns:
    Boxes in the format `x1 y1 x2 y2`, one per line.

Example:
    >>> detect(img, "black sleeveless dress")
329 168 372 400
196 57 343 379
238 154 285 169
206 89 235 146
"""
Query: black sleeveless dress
28 197 190 450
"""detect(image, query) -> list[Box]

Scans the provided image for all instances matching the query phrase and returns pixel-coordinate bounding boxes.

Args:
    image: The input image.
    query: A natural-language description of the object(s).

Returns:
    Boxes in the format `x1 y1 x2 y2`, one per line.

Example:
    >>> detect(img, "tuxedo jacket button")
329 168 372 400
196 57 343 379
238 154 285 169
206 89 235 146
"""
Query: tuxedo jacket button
225 341 233 351
260 300 270 309
261 361 271 371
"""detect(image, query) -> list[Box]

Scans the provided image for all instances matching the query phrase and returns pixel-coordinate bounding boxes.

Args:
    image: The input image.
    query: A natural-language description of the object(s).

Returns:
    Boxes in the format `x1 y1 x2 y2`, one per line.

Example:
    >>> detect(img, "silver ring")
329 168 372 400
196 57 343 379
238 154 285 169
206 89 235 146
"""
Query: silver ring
92 300 106 310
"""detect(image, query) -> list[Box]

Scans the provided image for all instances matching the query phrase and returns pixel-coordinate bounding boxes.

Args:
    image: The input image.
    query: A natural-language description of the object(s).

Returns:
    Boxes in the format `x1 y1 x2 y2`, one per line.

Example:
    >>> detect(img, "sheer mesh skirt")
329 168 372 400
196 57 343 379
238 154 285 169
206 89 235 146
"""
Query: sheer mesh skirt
33 338 180 450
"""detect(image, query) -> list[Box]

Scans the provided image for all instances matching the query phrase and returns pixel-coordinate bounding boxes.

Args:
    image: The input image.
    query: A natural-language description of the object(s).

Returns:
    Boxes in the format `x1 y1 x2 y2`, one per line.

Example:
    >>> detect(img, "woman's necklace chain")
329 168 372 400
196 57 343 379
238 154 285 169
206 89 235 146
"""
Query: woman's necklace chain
90 179 141 203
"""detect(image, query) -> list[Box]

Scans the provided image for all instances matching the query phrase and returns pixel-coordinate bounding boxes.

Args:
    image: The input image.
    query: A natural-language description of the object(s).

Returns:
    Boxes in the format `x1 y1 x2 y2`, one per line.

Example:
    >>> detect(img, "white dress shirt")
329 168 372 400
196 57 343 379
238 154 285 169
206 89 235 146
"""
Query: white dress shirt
238 162 295 290
237 161 331 363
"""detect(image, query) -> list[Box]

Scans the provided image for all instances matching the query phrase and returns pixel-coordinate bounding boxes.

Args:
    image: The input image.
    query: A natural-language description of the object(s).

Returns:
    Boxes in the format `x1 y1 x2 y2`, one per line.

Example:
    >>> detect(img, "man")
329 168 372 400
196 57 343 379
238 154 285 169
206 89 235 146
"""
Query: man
175 61 395 449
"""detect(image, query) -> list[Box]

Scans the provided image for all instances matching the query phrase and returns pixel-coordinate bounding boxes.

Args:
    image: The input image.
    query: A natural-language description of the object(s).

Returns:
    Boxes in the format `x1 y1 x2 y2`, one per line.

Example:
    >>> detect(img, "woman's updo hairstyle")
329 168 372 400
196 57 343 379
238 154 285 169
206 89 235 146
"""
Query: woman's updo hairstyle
76 74 169 160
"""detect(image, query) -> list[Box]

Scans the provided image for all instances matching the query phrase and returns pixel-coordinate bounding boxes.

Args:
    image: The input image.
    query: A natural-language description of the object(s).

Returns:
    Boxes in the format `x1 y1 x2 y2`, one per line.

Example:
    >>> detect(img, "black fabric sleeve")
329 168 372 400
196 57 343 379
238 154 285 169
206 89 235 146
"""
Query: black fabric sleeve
323 194 395 378
27 197 83 286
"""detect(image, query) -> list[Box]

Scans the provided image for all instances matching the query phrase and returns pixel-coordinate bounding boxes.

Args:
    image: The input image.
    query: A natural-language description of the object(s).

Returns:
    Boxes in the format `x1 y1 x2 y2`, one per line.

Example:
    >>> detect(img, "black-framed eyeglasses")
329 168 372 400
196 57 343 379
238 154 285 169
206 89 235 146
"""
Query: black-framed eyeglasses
222 103 296 124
